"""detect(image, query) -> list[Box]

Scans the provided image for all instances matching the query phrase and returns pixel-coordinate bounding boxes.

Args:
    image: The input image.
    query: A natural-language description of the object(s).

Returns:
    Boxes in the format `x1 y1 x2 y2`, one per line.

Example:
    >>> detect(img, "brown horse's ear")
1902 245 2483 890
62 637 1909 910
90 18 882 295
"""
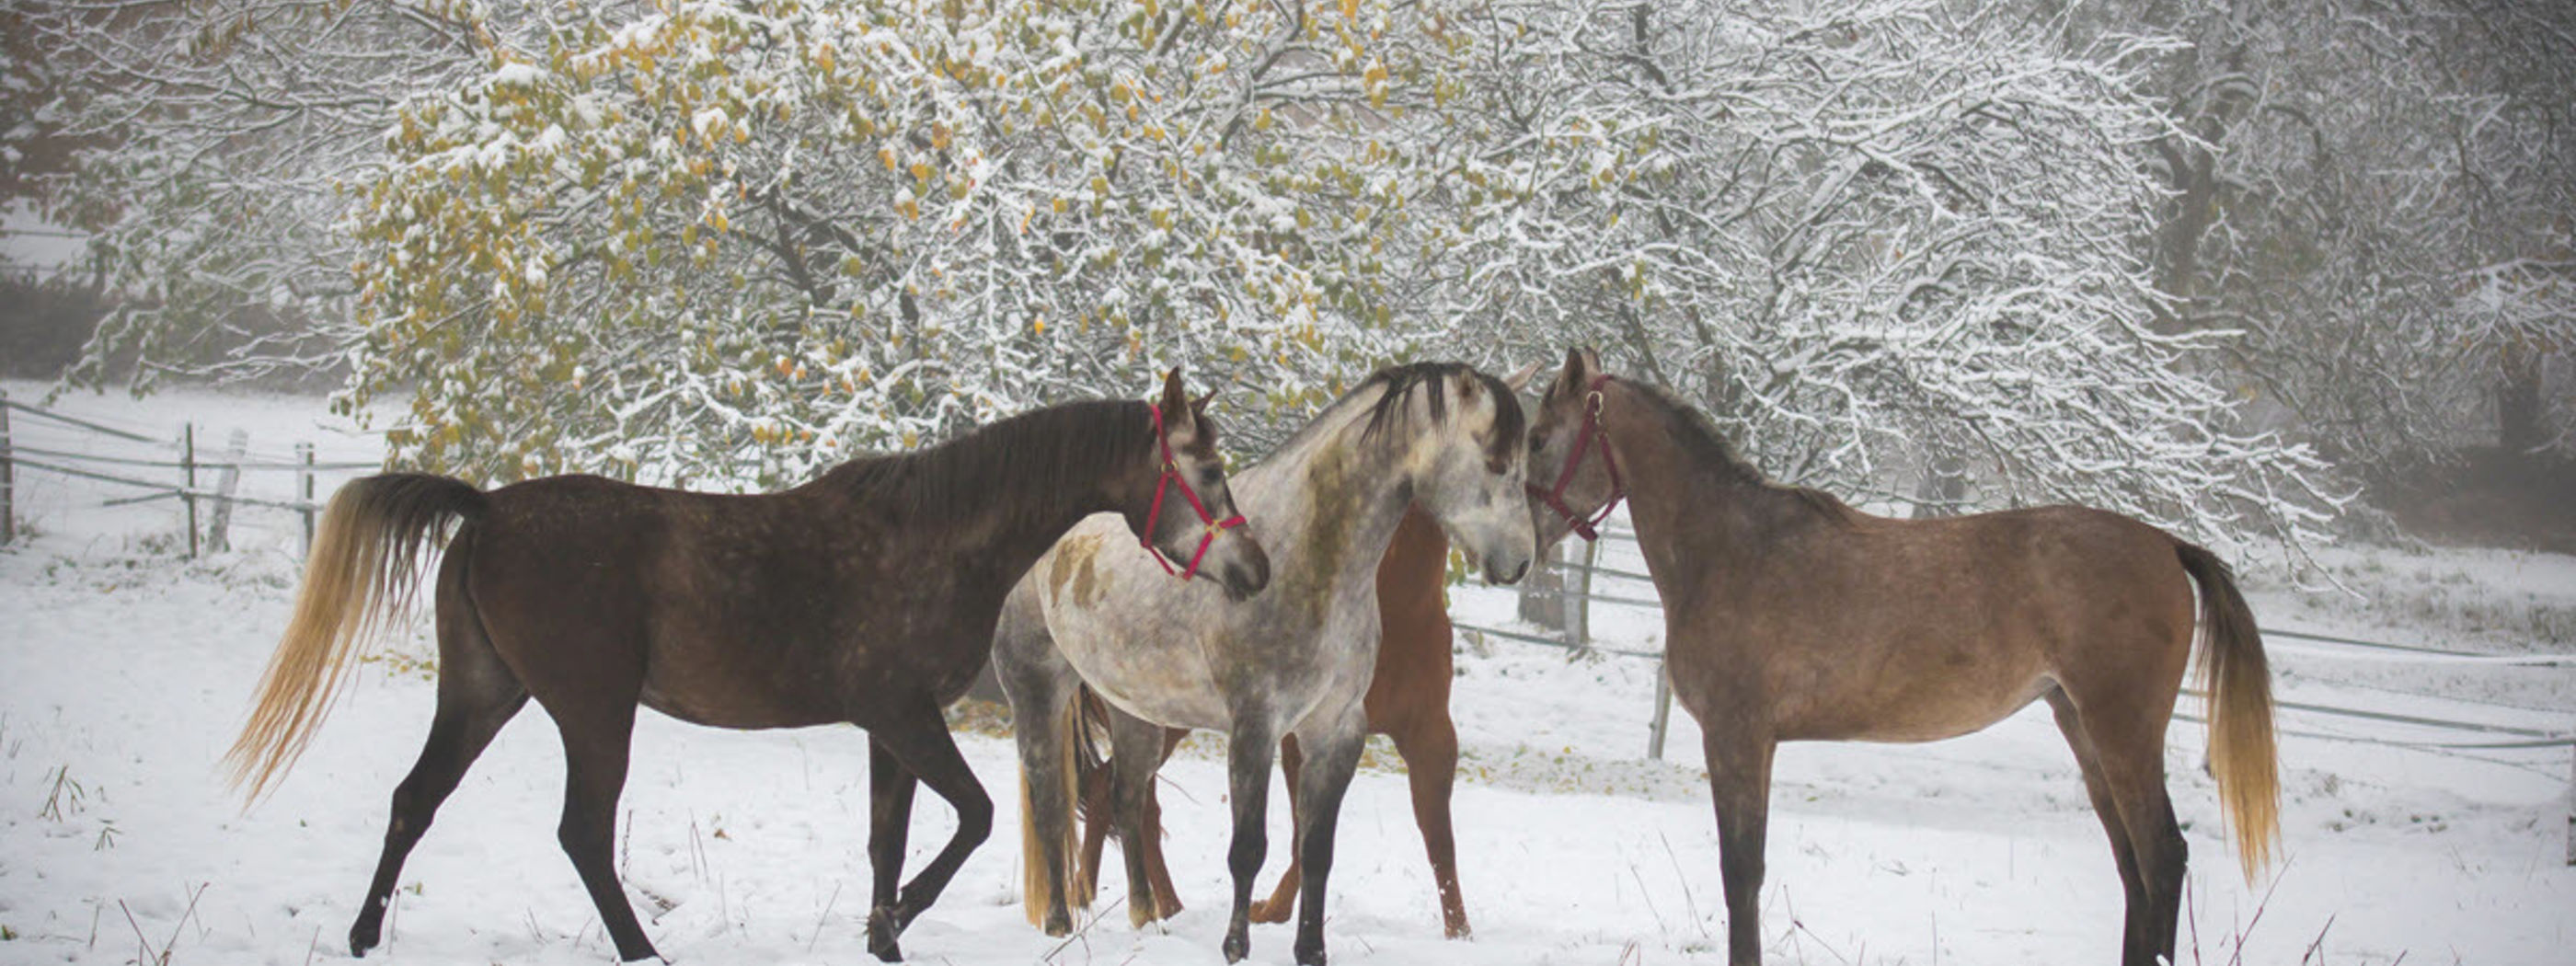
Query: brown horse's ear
1557 345 1591 395
1501 360 1541 392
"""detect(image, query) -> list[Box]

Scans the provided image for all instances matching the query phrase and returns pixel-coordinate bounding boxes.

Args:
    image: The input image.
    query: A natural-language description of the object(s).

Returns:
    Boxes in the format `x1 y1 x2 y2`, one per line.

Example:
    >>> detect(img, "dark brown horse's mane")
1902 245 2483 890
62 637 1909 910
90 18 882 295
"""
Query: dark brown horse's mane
1358 361 1527 468
1622 381 1855 523
815 398 1158 524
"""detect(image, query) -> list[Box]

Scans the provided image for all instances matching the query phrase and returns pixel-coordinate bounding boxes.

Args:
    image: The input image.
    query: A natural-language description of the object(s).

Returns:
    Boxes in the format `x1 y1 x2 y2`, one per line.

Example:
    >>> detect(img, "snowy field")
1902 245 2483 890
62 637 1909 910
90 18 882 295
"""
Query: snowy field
3 382 2570 965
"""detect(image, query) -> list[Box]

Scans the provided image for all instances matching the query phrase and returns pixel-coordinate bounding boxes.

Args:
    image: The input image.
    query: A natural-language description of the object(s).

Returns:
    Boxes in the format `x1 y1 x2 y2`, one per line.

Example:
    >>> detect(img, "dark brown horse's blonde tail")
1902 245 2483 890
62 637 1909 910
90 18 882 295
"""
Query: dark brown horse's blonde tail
2177 541 2280 880
1020 692 1090 926
222 474 486 805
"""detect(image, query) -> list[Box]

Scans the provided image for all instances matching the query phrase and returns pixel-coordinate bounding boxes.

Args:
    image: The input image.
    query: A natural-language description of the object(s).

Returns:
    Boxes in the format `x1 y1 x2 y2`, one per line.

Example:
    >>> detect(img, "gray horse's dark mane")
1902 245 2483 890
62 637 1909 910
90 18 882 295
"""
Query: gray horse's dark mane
1621 381 1853 521
1356 362 1527 469
816 398 1159 523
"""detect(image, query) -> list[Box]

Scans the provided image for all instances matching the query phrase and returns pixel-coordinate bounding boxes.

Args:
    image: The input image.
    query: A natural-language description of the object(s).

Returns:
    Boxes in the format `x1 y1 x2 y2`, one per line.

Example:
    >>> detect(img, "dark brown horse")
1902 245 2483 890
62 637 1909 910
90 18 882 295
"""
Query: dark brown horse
222 371 1269 963
1067 504 1472 937
1521 348 2280 966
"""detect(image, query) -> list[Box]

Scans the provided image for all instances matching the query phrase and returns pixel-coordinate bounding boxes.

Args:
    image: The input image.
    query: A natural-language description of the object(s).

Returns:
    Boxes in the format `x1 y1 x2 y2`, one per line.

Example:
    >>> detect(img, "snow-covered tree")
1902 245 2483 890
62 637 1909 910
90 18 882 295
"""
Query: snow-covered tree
1408 0 2344 558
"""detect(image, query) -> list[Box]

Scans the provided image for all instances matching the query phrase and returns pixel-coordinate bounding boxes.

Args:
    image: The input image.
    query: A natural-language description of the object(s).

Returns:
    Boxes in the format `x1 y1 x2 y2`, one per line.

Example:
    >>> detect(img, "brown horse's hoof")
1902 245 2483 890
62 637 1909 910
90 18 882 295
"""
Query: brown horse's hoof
1246 898 1293 925
1443 922 1472 940
865 907 903 962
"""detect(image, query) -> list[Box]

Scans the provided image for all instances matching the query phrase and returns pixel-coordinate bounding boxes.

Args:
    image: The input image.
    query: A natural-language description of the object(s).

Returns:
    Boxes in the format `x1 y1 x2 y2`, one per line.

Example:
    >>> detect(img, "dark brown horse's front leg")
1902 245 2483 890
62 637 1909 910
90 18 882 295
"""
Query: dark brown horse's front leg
863 738 919 960
1703 732 1777 966
1219 720 1278 963
863 701 995 961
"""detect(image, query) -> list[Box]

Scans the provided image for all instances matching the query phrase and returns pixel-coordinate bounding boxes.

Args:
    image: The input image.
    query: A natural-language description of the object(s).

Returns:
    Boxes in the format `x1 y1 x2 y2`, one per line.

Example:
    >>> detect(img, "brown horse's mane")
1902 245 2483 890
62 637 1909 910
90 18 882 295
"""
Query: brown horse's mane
1357 361 1527 469
1622 380 1855 523
814 398 1158 525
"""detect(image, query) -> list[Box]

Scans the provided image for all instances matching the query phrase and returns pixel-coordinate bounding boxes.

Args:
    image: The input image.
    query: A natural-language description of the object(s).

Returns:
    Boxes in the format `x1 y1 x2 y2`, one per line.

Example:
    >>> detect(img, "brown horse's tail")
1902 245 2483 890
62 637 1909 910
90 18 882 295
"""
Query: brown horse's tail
2176 541 2280 880
1019 688 1094 925
222 474 486 804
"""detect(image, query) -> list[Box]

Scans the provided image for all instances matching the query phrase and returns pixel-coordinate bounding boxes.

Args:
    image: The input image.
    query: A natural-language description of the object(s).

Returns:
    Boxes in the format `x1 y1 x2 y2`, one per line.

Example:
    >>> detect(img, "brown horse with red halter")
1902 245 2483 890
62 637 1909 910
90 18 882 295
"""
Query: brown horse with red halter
1522 347 2280 966
222 370 1269 964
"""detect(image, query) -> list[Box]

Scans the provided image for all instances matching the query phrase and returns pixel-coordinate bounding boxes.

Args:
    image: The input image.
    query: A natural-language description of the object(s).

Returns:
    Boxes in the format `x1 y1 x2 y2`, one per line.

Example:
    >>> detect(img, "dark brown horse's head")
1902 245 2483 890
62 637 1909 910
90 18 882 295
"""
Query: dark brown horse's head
1123 367 1271 601
1524 346 1623 550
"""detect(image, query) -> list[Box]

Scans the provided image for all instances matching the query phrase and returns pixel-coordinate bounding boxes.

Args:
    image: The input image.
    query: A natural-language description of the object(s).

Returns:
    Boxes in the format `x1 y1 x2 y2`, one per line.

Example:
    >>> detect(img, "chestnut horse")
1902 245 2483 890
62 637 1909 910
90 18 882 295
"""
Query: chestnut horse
1065 504 1473 938
222 371 1269 963
1521 348 2280 966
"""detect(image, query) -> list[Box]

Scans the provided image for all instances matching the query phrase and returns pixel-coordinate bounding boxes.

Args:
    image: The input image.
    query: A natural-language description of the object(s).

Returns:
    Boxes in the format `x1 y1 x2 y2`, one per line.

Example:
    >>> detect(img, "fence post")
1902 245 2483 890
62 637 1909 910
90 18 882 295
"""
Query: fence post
1570 535 1599 650
297 442 316 555
1518 540 1568 631
1647 658 1674 759
181 422 199 558
2565 743 2572 867
1 396 15 546
205 429 247 553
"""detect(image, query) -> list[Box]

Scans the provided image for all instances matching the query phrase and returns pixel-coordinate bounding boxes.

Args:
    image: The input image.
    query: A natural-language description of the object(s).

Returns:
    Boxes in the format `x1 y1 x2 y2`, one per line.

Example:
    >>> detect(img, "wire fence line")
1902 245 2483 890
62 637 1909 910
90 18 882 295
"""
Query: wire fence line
1 394 373 554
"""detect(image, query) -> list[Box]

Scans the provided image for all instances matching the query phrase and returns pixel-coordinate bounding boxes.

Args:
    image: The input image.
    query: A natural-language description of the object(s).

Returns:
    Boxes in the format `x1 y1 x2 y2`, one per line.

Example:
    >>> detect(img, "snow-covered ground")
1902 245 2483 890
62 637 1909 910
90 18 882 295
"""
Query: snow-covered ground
3 383 2570 965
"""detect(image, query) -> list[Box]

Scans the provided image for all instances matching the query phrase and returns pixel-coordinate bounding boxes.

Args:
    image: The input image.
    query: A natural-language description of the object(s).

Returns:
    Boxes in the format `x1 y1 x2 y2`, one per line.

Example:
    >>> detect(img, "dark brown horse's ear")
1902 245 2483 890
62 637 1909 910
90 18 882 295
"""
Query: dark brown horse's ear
1159 367 1190 420
1189 386 1216 417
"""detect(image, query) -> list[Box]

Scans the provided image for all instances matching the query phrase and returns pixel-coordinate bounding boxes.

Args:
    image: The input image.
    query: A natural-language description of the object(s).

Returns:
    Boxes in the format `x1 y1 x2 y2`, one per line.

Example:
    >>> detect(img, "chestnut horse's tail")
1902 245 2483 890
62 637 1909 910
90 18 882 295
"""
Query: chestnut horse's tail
223 474 487 804
2175 541 2280 880
1018 690 1093 925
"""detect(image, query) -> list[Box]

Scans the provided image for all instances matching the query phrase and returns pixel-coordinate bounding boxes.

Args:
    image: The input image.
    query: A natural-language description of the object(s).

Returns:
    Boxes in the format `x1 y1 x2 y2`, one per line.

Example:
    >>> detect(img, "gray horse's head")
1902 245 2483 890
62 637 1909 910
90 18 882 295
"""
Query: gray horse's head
1363 362 1540 585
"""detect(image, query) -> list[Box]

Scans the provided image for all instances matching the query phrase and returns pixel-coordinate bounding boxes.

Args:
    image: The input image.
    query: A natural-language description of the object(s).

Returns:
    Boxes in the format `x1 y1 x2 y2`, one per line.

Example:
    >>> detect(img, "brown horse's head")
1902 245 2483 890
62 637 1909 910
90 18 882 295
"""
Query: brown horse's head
1524 346 1624 550
1124 367 1271 601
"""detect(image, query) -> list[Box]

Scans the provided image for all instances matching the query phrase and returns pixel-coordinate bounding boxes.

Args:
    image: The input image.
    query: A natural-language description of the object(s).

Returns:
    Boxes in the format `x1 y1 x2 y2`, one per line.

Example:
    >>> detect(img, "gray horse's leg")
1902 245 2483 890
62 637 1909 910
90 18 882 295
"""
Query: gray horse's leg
1219 718 1279 963
1287 708 1368 966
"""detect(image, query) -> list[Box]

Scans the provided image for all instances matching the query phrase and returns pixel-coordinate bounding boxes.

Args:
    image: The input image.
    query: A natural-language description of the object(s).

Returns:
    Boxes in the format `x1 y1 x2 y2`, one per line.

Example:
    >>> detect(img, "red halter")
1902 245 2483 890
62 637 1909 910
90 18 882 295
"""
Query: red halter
1530 374 1625 542
1143 403 1248 581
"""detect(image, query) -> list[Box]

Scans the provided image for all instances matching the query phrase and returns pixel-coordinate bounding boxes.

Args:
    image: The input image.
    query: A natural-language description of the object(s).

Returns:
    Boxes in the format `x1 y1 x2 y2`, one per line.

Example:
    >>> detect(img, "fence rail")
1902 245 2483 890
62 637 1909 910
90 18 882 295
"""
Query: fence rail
0 394 368 554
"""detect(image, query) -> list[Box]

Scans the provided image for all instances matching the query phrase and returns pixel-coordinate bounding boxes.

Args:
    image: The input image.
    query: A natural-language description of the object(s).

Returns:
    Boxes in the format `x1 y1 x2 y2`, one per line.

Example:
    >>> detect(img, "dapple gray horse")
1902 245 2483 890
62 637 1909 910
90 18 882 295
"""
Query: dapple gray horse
995 362 1538 966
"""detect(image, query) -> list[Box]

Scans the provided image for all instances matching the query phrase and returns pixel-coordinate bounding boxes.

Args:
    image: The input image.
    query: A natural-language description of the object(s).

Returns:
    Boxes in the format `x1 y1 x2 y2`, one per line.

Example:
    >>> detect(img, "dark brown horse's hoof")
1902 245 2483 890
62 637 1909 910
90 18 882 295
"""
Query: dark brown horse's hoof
866 907 903 962
347 919 380 957
1221 926 1249 963
1294 937 1327 966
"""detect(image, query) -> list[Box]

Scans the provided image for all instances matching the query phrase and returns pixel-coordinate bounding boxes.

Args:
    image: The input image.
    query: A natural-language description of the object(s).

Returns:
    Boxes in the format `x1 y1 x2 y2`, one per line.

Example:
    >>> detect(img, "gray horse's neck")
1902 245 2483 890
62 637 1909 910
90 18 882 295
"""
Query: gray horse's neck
1236 385 1420 603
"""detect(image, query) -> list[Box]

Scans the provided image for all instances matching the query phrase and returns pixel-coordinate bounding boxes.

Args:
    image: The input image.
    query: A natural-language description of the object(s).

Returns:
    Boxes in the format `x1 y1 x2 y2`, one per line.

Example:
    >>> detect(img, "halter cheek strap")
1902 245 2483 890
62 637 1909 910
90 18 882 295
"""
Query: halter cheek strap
1529 374 1625 542
1143 403 1248 581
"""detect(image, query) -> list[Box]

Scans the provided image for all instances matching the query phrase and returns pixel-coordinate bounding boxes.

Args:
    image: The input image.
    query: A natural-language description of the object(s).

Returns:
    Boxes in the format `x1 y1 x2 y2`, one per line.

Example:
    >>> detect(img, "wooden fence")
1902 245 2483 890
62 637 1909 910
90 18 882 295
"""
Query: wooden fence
0 394 375 555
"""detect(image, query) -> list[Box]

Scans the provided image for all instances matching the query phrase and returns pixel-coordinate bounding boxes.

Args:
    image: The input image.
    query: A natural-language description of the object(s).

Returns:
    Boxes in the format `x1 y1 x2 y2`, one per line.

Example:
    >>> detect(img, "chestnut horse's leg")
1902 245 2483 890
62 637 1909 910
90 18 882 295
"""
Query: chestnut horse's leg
349 566 527 958
549 698 657 961
1287 711 1368 966
1246 734 1307 924
1393 715 1469 938
864 738 919 953
862 697 995 960
1138 731 1187 918
2046 689 2148 963
1218 719 1280 963
1702 730 1777 966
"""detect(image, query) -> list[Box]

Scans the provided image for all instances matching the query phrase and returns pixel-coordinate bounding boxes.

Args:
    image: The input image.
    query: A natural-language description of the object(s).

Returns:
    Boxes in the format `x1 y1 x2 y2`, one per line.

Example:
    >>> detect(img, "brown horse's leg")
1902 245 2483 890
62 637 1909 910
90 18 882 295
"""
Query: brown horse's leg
2099 730 2186 966
863 699 995 959
2046 689 2146 962
864 738 919 954
1703 731 1776 966
550 699 657 961
1393 715 1469 937
349 574 526 957
1247 733 1306 924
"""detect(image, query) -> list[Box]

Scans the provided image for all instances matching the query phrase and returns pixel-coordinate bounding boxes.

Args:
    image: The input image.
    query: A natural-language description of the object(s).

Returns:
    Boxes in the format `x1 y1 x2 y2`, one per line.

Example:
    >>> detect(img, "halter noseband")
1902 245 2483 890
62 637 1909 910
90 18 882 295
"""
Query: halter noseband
1529 374 1625 542
1143 403 1248 581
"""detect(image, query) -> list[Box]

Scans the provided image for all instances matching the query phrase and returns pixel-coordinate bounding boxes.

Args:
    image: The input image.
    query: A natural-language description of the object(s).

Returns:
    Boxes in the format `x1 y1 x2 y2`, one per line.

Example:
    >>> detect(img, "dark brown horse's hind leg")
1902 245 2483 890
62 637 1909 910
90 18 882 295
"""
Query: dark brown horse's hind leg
349 569 527 957
1703 731 1777 966
2046 689 2149 963
1394 715 1469 938
548 698 657 961
863 699 995 961
864 738 920 957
